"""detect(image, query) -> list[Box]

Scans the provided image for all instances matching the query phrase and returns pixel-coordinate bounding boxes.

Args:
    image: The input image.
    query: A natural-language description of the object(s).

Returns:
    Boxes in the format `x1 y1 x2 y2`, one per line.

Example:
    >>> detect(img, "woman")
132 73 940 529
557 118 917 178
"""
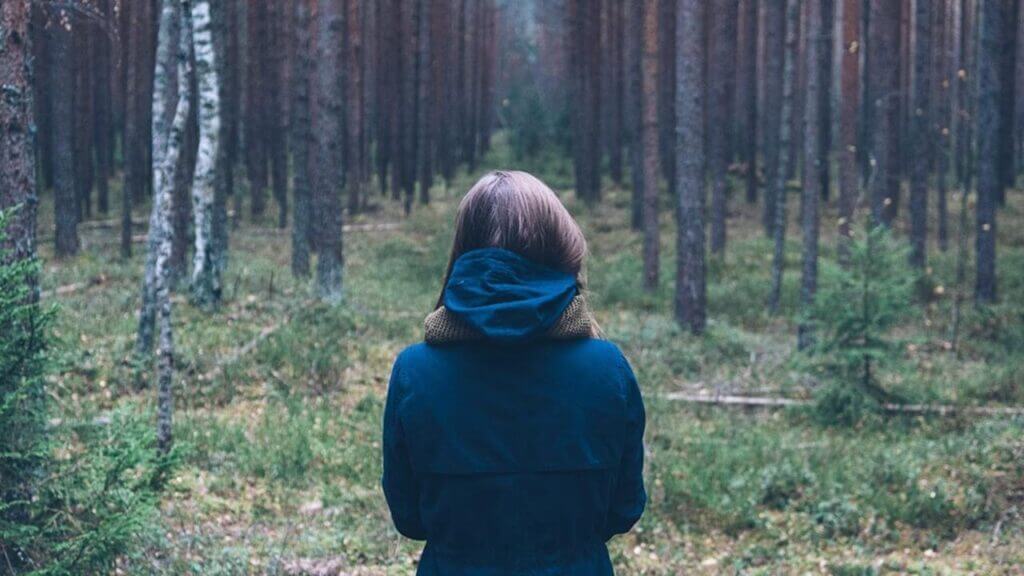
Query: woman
382 171 646 575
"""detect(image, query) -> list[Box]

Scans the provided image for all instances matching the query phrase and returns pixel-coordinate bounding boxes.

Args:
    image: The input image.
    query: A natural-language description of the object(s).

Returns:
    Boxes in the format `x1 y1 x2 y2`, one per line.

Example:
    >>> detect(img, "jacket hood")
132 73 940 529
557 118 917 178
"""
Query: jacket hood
442 248 578 342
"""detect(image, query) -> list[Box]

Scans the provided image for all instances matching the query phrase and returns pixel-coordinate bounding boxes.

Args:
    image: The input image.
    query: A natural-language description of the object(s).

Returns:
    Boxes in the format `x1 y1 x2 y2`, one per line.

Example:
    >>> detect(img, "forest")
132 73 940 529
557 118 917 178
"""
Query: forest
2 0 1024 573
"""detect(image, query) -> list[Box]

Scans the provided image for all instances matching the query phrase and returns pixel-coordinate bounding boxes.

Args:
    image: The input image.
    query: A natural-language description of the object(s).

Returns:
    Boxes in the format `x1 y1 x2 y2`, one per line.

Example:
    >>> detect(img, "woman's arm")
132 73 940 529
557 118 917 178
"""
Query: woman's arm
604 355 647 540
382 360 428 540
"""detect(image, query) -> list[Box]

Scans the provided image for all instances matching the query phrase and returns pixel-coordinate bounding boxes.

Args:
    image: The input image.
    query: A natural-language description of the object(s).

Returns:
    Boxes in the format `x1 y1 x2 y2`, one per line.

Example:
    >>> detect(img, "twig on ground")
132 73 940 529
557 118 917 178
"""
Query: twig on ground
662 393 1024 417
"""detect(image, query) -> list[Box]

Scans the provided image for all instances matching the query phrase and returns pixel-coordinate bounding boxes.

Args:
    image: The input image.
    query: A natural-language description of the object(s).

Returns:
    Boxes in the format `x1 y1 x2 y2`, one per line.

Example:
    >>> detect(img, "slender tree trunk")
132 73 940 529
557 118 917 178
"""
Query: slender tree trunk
291 0 313 278
909 0 932 269
123 0 154 257
93 0 113 216
640 0 659 292
934 0 952 253
738 0 759 204
348 0 366 213
313 0 345 302
975 0 1003 304
155 0 193 455
628 0 644 230
659 0 677 196
997 0 1018 199
709 0 739 255
1 0 39 269
50 9 78 257
838 0 860 263
416 0 433 205
798 0 824 350
762 0 785 235
769 0 801 314
245 0 268 218
269 0 288 228
607 0 625 184
817 0 833 201
675 0 707 335
868 0 901 227
73 22 94 222
190 0 221 308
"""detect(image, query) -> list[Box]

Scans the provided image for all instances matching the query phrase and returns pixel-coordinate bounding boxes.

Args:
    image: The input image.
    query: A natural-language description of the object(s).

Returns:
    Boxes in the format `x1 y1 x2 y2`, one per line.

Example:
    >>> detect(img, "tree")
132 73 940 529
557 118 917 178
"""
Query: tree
933 0 952 253
709 0 738 255
868 0 901 227
909 0 932 269
93 0 114 216
348 0 366 213
190 0 222 308
50 7 79 257
640 0 659 292
675 0 707 335
122 0 155 258
569 0 602 203
769 0 801 313
627 0 644 230
762 0 785 236
244 0 268 218
291 0 313 278
737 0 759 205
798 0 825 350
313 0 346 302
975 0 1004 303
838 0 861 262
416 0 433 204
1 0 38 269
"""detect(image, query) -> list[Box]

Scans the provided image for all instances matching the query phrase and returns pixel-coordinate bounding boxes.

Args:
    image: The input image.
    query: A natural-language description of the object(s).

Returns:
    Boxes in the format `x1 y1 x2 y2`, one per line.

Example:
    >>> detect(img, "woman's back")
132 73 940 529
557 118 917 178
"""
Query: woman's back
382 172 645 575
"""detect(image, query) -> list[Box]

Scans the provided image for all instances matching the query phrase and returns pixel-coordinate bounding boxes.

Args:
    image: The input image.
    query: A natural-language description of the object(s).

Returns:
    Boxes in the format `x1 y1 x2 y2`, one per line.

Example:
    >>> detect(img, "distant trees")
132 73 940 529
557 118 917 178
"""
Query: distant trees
640 0 660 292
49 8 78 257
975 0 1006 303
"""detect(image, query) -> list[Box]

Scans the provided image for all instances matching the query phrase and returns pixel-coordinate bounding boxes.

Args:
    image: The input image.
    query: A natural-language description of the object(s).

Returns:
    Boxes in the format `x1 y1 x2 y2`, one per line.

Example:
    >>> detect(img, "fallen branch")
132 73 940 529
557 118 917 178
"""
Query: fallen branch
663 393 1024 417
40 275 106 299
199 308 303 382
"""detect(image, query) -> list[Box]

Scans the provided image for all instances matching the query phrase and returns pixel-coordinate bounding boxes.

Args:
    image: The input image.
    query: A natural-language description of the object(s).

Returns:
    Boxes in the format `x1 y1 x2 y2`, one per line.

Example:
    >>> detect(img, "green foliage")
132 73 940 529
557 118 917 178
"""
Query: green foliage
808 228 917 424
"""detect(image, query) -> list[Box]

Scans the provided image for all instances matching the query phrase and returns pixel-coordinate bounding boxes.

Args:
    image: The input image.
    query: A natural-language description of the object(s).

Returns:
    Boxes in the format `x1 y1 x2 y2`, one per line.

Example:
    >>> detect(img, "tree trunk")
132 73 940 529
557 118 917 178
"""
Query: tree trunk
348 0 366 213
659 0 677 196
769 0 801 313
762 0 785 236
975 0 1003 304
640 0 660 292
245 0 268 218
416 0 433 205
738 0 759 204
291 0 313 278
675 0 707 335
817 0 833 202
798 0 824 350
73 21 94 222
313 0 345 302
1 0 39 269
934 0 952 253
838 0 860 263
50 9 78 257
93 0 113 216
190 0 222 308
910 0 933 269
868 0 901 227
155 0 194 455
123 0 155 257
268 0 288 228
628 0 644 230
607 0 625 184
709 0 739 255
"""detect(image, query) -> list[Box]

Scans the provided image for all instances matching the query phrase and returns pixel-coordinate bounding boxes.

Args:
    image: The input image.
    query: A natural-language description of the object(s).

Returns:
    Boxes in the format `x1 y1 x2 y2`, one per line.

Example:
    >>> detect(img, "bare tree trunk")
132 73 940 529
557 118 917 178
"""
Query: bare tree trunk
675 0 707 335
73 21 94 222
909 0 932 269
627 0 644 230
155 0 194 455
607 0 625 184
769 0 801 314
348 0 366 213
190 0 222 308
93 0 113 216
268 0 288 229
123 0 154 258
798 0 824 350
934 0 952 252
762 0 785 236
313 0 345 302
868 0 901 227
738 0 759 204
50 9 79 257
291 0 313 278
640 0 659 292
975 0 1003 304
838 0 860 263
1 0 39 269
709 0 739 255
245 0 268 219
659 0 677 196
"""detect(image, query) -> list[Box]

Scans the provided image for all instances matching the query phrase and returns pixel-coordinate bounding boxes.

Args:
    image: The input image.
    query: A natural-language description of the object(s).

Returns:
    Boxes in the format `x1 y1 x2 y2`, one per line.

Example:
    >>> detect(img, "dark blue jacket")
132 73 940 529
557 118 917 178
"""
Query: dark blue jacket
382 248 646 575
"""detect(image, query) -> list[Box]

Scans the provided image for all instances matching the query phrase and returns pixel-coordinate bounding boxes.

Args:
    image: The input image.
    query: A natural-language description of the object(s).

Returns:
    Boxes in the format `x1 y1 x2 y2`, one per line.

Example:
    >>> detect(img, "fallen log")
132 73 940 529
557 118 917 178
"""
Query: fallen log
663 393 1024 417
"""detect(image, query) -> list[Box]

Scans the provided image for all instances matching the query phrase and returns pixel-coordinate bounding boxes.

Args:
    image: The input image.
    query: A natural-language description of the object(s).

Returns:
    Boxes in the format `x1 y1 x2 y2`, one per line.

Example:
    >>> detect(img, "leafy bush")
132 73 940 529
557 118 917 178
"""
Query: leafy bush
807 228 917 425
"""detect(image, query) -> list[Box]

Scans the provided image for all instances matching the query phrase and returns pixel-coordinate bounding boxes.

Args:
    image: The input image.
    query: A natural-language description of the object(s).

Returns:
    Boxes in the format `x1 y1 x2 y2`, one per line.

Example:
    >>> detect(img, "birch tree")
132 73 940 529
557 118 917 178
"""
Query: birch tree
190 0 222 308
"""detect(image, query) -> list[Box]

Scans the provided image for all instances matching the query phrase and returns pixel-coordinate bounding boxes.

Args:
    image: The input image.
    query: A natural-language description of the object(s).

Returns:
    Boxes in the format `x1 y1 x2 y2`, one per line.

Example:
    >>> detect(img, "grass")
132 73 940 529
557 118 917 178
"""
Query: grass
37 137 1024 574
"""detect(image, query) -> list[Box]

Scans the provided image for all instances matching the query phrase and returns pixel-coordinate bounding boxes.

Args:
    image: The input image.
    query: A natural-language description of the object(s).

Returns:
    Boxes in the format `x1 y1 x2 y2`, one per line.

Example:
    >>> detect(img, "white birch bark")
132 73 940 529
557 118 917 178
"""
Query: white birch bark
190 0 222 307
154 0 193 454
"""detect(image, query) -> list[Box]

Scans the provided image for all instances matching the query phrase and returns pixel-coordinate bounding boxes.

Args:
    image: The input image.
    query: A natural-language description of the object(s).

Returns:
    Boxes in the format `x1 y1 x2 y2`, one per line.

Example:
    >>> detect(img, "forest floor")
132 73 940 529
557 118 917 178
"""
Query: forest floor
39 138 1024 575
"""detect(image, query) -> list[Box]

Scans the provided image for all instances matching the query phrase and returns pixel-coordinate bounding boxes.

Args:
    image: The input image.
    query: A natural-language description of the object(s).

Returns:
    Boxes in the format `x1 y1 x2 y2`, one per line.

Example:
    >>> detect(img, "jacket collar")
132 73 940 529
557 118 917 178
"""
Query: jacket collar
424 295 594 344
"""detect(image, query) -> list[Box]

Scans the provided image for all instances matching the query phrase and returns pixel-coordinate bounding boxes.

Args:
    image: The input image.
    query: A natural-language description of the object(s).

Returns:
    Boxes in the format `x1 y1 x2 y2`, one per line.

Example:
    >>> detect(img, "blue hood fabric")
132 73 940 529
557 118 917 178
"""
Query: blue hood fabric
382 248 646 576
443 248 578 342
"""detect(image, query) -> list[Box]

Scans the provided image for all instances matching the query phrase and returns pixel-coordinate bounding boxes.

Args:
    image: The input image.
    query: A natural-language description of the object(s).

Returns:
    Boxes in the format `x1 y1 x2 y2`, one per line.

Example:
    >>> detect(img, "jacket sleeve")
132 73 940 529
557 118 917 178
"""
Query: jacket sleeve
381 359 428 540
604 354 647 540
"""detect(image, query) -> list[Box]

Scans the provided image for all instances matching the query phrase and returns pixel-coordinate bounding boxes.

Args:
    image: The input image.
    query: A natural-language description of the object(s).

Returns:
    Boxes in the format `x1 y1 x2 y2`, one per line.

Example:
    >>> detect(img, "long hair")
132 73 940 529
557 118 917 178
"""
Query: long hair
435 170 589 309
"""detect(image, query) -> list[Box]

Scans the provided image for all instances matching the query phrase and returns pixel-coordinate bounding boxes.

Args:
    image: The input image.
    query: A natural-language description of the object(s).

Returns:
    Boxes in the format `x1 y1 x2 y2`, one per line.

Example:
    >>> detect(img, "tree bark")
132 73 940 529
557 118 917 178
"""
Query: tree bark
675 0 707 335
93 0 113 216
313 0 345 302
769 0 801 314
73 20 94 222
910 0 932 269
868 0 901 227
50 9 78 257
1 0 39 270
709 0 739 255
348 0 366 213
838 0 860 263
640 0 659 292
190 0 222 308
975 0 1003 304
737 0 759 204
628 0 644 229
291 0 313 278
762 0 785 236
244 0 268 218
659 0 677 196
798 0 824 350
